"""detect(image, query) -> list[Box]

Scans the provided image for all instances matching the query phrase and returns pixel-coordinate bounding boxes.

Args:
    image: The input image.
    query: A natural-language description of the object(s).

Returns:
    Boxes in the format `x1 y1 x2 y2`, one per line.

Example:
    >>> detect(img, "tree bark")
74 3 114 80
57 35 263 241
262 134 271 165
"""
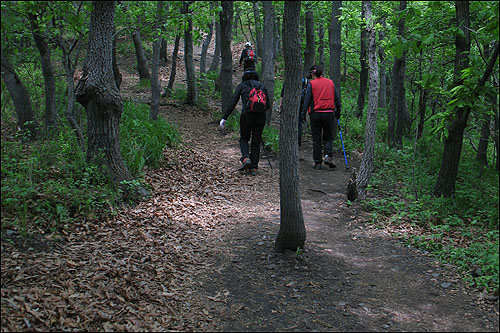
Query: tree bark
318 25 325 71
200 2 214 74
76 1 139 190
183 1 197 105
150 1 164 120
253 1 263 58
356 4 368 119
274 14 281 56
275 1 306 253
329 1 342 100
29 12 57 136
434 1 470 197
208 20 221 72
262 1 275 125
378 17 387 108
356 1 379 199
164 34 180 97
131 27 150 81
112 28 122 89
303 9 315 77
1 52 37 140
220 1 233 113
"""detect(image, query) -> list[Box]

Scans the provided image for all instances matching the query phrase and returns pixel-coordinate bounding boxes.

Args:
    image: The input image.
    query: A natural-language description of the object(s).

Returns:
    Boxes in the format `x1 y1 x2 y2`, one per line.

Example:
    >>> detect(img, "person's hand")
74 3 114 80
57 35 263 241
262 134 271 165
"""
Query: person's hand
219 119 226 129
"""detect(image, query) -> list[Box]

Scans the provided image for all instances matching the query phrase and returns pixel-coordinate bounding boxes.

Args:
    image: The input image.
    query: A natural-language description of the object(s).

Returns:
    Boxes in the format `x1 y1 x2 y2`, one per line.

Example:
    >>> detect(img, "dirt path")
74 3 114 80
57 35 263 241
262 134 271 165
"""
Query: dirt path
160 105 498 332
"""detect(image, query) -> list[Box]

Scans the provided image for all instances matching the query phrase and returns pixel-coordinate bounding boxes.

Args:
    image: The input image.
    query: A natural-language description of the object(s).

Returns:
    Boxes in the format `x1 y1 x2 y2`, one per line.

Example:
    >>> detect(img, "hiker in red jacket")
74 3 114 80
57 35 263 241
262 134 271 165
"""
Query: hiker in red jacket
301 65 341 170
239 42 257 72
219 70 270 176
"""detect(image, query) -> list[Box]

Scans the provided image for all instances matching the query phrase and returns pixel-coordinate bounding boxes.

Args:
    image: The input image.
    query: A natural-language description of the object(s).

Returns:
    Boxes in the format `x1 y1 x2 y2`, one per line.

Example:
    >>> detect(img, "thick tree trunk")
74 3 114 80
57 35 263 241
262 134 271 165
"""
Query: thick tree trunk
183 2 197 105
356 1 379 199
150 1 164 120
220 1 233 113
262 1 275 125
253 1 263 58
132 29 150 81
208 20 221 72
1 52 37 140
356 4 368 119
29 13 57 136
318 25 325 71
275 1 305 253
434 1 470 198
303 9 315 77
76 1 139 191
200 3 214 74
164 34 180 97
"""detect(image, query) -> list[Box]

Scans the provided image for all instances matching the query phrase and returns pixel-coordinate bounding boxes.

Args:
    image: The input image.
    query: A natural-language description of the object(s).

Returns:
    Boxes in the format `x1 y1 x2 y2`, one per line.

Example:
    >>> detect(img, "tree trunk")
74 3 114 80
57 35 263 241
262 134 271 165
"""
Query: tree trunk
303 9 315 77
434 1 470 198
356 4 368 119
356 1 379 199
76 1 139 191
112 29 122 89
220 1 233 113
150 1 164 120
132 28 150 81
318 25 325 71
183 1 197 105
329 1 342 100
253 1 263 58
262 1 275 125
275 0 306 253
494 102 499 171
208 20 221 72
395 56 406 148
274 14 281 56
1 52 37 140
200 3 214 74
164 34 181 97
378 17 387 108
29 12 57 136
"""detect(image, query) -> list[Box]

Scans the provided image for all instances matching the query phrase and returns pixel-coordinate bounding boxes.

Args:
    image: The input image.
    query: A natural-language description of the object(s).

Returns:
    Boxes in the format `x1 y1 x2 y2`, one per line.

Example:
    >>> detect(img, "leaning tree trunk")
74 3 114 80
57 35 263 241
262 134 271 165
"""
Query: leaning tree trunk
131 28 150 81
220 1 233 113
303 9 315 77
434 1 471 198
76 1 143 195
29 13 57 136
200 3 214 74
275 0 306 253
1 52 37 140
208 20 221 72
164 33 180 97
356 1 379 199
262 0 275 125
356 4 368 119
150 1 164 120
183 1 197 105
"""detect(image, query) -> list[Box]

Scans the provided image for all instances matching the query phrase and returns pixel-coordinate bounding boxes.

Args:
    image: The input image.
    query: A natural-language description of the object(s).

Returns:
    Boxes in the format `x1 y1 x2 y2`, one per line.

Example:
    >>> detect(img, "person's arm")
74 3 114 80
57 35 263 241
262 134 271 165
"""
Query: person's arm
302 84 312 114
263 85 271 111
239 49 246 66
223 84 242 120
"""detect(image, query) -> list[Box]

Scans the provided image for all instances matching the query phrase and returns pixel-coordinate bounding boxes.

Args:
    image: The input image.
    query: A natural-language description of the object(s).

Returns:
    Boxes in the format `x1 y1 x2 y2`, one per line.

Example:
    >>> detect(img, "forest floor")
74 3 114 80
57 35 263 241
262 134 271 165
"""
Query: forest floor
1 42 499 332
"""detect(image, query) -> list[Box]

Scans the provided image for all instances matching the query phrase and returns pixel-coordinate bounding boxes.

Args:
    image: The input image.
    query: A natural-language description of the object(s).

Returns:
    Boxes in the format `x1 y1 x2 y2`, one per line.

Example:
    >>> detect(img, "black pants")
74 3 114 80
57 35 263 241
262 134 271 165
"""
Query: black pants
310 112 335 164
239 112 266 169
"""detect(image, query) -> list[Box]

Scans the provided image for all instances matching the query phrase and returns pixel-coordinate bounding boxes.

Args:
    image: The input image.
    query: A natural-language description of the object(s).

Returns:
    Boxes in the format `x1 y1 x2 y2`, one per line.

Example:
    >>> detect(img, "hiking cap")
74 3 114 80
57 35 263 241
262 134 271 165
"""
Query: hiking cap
245 42 252 47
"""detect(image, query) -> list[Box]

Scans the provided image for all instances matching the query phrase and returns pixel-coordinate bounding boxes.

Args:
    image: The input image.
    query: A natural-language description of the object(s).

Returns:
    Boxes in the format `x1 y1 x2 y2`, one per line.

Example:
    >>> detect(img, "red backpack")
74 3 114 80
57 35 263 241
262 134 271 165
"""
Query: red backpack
246 49 255 62
246 82 266 112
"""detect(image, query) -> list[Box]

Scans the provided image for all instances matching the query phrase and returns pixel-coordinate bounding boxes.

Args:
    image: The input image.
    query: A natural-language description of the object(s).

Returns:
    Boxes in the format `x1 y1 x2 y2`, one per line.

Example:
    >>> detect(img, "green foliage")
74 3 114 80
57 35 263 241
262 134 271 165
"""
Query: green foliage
262 126 280 153
120 101 181 177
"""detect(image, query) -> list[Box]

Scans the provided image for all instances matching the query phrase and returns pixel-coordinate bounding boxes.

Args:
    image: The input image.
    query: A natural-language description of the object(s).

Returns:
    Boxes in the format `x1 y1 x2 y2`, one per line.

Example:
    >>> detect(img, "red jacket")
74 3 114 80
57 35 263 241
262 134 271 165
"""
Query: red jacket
310 77 336 112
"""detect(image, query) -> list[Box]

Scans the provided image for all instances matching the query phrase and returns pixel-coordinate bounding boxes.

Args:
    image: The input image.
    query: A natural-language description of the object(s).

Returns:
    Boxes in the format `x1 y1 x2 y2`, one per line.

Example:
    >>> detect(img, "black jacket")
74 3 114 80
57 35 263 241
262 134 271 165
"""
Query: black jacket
223 80 270 120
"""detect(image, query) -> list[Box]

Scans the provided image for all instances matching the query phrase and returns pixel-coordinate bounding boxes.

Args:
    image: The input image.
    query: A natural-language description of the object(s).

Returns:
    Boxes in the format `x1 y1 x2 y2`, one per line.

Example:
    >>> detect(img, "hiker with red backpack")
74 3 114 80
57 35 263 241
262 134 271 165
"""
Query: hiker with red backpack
219 70 270 176
302 65 342 170
239 42 257 72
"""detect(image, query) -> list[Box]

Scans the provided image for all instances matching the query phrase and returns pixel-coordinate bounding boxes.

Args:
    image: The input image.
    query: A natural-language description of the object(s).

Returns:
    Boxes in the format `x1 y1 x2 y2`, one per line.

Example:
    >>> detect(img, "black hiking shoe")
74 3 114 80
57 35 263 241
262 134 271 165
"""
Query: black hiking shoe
324 155 336 168
249 168 257 176
240 157 251 171
313 163 322 170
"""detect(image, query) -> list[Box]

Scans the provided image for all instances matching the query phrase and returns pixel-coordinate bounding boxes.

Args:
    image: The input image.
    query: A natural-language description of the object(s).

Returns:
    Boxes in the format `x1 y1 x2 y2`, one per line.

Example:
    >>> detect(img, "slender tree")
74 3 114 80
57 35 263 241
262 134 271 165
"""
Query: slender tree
356 1 379 199
183 1 197 105
356 3 368 119
378 17 387 108
220 1 233 113
200 2 215 74
208 19 221 72
262 1 276 125
253 1 263 58
329 1 342 140
303 8 315 77
164 33 181 97
150 1 164 120
275 0 305 253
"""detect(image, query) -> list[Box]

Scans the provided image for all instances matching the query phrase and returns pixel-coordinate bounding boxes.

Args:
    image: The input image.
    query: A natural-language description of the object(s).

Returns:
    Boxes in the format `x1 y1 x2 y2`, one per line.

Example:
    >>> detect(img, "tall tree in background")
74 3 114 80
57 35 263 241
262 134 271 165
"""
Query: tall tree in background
275 0 305 253
262 1 276 125
356 3 368 119
164 33 180 98
318 25 325 71
356 1 379 199
378 17 387 108
200 2 215 74
150 1 164 120
183 1 197 105
75 1 138 189
303 8 315 77
220 1 233 113
209 18 221 72
329 1 342 140
28 6 57 136
253 1 263 58
131 22 150 81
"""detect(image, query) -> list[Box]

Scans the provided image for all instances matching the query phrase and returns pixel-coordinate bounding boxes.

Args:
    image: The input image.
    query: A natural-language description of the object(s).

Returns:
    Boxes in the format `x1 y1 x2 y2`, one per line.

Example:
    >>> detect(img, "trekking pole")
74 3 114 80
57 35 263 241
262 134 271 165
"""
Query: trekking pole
337 119 349 170
261 140 273 175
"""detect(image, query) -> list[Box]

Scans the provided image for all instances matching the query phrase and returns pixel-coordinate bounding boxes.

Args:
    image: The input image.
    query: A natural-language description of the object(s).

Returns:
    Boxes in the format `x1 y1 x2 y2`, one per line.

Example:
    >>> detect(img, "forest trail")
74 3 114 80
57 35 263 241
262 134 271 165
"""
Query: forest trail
157 99 499 332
